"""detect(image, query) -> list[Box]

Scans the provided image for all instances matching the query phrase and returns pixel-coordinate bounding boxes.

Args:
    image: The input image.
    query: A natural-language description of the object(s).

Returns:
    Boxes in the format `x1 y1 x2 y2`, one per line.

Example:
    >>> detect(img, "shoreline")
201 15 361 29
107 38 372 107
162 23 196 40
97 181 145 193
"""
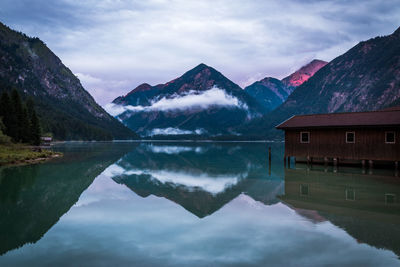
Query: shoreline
54 139 284 143
0 144 63 167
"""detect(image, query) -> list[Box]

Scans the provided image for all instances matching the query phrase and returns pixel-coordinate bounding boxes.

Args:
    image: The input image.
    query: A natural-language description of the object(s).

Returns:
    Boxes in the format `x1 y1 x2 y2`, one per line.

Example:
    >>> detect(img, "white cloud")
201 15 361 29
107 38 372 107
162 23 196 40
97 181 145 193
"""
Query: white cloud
104 86 247 116
147 170 244 195
104 103 128 116
75 72 102 85
102 163 247 195
147 145 204 154
149 128 206 136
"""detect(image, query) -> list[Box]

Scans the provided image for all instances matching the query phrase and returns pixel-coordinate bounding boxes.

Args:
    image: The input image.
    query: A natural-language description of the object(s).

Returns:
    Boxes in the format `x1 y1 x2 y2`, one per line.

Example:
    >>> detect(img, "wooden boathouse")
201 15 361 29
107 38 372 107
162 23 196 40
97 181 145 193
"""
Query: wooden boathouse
276 107 400 168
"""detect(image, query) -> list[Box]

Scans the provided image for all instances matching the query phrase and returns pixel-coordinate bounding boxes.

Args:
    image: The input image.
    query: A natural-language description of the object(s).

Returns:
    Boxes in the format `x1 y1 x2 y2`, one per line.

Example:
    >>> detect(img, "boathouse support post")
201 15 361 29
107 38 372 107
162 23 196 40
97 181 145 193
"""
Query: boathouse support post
369 160 373 169
284 155 287 168
288 156 291 168
333 158 338 173
368 160 374 175
361 160 366 168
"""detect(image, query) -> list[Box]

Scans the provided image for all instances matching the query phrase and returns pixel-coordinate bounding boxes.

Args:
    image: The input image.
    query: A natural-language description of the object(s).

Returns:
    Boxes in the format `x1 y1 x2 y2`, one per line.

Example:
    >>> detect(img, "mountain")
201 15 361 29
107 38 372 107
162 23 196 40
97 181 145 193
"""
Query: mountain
281 59 328 88
244 77 291 111
280 28 400 114
0 22 137 140
241 26 400 138
244 59 327 111
108 63 266 137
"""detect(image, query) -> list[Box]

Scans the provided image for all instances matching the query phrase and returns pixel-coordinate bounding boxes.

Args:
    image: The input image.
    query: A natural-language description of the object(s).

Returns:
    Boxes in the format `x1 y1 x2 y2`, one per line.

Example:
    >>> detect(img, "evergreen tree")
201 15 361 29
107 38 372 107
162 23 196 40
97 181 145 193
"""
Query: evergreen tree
1 91 42 144
0 117 5 132
26 97 34 115
0 118 11 144
20 106 30 143
10 89 23 142
0 91 13 137
30 109 41 146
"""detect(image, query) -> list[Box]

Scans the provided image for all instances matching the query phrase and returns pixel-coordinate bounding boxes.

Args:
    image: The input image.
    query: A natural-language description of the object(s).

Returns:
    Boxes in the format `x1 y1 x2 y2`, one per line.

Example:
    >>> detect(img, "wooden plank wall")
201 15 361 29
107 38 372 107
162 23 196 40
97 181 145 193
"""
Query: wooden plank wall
284 127 400 161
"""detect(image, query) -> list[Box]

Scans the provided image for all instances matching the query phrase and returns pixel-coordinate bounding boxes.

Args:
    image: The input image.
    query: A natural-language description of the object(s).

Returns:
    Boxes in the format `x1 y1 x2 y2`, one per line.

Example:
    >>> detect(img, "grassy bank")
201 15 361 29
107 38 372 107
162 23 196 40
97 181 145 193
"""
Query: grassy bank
0 144 62 166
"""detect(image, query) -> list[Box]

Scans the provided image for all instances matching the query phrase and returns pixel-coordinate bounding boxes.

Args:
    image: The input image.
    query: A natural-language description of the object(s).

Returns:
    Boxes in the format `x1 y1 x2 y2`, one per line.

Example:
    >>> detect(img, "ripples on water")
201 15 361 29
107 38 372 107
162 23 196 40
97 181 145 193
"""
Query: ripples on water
0 142 399 266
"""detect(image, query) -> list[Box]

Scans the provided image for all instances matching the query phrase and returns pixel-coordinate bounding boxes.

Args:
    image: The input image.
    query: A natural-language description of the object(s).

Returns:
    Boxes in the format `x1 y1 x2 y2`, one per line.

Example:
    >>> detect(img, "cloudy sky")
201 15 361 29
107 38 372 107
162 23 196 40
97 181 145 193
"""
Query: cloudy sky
0 0 399 104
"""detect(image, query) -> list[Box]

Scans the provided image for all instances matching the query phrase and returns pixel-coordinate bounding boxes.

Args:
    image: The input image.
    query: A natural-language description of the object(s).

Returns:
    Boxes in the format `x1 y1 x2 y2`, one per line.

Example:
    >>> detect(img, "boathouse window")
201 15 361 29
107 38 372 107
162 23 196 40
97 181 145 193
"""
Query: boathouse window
300 184 309 196
385 131 395 144
385 194 396 204
300 132 310 143
346 132 355 143
345 189 355 201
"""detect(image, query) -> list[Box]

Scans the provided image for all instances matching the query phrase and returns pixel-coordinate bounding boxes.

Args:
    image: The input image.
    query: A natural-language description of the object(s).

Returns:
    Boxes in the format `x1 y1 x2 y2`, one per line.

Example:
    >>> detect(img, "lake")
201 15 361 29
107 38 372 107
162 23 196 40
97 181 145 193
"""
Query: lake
0 142 399 266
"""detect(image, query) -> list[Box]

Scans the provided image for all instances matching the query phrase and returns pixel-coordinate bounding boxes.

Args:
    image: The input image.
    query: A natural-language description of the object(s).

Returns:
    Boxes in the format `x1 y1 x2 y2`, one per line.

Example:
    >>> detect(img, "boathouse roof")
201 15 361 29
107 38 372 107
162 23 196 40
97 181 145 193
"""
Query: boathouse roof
276 107 400 129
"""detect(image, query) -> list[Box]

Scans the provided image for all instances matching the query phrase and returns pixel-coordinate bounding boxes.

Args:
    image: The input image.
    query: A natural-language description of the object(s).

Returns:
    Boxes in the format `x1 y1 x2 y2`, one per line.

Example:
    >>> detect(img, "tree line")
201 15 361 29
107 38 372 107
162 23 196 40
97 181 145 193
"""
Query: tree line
0 89 41 145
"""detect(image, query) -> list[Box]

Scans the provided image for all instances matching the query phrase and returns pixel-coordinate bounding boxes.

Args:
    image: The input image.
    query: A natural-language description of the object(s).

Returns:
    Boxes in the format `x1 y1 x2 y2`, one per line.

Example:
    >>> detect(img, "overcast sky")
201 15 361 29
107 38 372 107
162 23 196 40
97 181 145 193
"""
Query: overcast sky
0 0 399 104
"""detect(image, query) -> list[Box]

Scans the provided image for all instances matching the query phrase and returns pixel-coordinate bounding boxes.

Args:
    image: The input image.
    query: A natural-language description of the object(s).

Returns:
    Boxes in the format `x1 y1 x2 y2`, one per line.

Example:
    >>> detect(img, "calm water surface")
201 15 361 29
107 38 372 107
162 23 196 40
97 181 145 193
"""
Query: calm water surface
0 142 399 266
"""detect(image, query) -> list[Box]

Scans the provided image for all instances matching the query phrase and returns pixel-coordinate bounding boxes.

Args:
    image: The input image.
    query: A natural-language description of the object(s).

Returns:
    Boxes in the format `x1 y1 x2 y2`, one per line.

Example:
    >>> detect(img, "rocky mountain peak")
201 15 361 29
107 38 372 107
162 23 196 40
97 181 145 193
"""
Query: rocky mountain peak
392 26 400 37
259 77 281 84
281 59 328 87
127 83 153 95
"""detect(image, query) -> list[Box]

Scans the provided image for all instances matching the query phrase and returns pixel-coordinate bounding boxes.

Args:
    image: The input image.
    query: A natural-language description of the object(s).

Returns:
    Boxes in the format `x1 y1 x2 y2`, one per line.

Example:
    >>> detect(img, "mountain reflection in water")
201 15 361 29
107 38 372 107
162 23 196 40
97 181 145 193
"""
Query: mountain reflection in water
0 142 399 266
0 142 136 255
108 143 284 217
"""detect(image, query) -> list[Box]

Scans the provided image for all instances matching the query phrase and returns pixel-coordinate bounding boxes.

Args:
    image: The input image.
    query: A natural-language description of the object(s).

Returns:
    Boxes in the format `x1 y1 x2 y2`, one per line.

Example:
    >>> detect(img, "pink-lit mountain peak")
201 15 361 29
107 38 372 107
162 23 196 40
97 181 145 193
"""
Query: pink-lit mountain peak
281 59 328 87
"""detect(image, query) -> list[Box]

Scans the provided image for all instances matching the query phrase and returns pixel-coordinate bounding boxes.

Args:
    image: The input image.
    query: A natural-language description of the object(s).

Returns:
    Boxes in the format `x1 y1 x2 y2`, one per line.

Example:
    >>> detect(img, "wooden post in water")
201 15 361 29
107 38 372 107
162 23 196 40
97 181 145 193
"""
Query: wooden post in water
284 155 287 168
268 147 271 164
288 156 291 168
